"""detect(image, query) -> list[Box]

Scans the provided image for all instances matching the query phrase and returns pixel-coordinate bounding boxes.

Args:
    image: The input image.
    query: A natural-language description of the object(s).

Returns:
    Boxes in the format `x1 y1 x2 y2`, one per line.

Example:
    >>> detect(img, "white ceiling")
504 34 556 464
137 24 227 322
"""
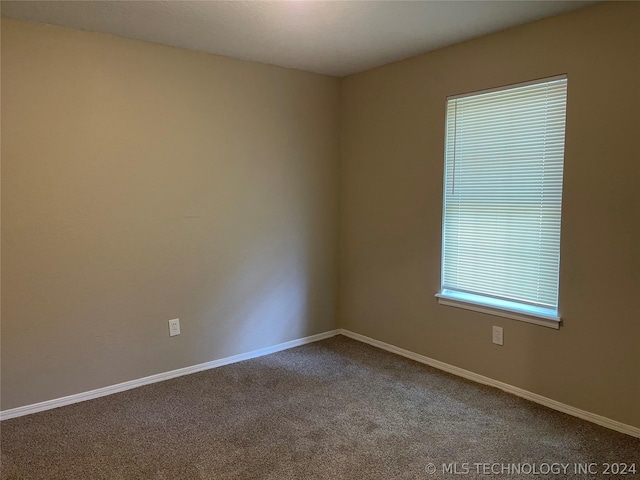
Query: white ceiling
1 1 596 77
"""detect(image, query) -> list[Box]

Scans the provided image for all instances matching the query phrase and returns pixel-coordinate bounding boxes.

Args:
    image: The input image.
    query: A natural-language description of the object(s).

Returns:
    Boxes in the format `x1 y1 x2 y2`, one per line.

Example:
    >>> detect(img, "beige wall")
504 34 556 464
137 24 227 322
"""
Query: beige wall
2 2 639 429
1 19 340 410
340 2 640 428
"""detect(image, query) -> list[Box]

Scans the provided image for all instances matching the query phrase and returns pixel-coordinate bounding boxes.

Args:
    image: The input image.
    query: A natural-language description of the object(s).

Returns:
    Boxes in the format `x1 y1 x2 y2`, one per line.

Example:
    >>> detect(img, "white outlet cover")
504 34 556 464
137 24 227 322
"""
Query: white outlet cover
169 319 181 337
492 326 503 346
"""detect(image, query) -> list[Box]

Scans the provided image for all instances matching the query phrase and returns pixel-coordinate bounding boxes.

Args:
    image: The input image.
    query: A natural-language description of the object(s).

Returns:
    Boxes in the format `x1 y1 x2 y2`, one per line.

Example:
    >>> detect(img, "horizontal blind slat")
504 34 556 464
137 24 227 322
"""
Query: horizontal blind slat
442 76 567 309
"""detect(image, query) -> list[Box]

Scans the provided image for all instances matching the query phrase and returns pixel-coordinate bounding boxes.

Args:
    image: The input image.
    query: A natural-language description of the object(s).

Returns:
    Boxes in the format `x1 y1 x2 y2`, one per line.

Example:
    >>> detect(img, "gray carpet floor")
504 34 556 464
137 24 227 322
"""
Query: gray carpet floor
1 335 638 479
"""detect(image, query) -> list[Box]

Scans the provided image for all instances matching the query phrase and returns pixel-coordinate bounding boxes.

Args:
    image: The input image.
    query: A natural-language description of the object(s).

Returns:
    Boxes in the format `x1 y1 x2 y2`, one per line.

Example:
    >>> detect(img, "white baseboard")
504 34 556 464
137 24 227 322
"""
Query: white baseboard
0 329 340 421
338 329 640 438
4 327 638 439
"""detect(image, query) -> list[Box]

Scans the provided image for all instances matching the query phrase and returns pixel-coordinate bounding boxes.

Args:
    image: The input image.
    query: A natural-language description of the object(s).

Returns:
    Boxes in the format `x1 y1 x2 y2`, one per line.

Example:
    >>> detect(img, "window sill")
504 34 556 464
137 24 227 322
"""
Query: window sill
435 290 561 329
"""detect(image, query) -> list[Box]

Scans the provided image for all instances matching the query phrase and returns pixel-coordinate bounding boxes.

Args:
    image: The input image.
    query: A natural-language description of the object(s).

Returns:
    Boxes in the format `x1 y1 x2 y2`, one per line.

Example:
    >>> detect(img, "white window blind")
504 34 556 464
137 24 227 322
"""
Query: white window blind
438 76 568 327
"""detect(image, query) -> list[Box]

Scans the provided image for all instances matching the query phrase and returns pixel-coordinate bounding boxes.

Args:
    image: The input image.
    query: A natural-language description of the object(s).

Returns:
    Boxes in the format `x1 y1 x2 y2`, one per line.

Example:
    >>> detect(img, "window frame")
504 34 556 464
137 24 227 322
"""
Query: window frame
436 75 568 329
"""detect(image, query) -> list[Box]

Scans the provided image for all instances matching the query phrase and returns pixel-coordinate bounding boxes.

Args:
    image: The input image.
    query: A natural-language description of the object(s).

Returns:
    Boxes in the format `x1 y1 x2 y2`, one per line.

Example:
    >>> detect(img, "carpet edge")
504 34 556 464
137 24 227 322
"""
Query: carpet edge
338 329 640 439
0 329 340 421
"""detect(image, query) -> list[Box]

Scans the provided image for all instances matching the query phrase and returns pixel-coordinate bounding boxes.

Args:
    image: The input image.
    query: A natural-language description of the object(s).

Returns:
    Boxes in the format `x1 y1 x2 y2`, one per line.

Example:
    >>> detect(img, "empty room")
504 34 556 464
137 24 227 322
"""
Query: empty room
1 1 638 479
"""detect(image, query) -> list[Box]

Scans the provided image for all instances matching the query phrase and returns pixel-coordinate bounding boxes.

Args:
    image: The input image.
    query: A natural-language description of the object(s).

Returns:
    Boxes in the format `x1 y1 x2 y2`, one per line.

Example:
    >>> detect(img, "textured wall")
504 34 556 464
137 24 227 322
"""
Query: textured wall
1 19 340 410
340 2 640 427
2 2 638 429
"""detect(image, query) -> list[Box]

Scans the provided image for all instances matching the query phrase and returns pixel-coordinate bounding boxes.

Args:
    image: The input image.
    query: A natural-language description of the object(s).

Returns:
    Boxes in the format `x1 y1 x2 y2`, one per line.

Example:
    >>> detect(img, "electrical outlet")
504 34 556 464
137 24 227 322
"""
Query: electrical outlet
168 318 181 337
492 326 503 345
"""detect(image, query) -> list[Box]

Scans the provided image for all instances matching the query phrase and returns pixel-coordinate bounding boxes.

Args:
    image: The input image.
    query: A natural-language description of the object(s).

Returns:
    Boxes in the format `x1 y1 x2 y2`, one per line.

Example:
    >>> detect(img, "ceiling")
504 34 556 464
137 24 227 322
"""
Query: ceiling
1 1 596 77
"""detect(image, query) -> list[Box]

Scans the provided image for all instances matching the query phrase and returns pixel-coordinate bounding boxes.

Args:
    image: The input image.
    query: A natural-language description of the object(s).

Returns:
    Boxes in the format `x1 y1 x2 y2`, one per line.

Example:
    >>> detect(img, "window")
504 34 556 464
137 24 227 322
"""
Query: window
437 76 568 329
